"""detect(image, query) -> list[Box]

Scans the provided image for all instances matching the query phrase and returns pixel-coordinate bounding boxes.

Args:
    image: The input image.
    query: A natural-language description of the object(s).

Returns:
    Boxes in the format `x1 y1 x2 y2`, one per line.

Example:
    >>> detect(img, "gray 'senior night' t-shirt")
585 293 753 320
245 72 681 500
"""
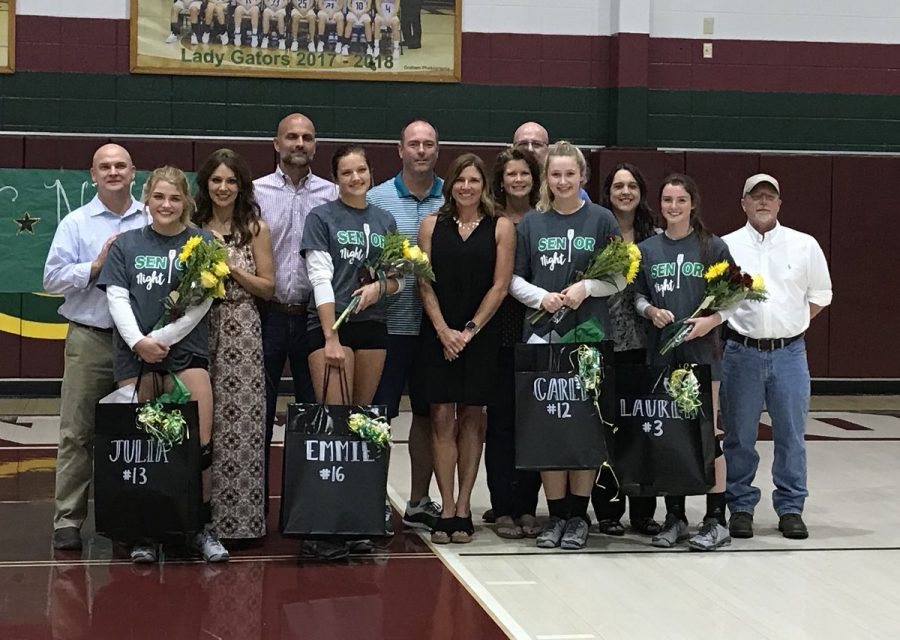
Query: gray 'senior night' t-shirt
300 198 398 329
514 202 621 338
633 230 732 363
98 226 213 379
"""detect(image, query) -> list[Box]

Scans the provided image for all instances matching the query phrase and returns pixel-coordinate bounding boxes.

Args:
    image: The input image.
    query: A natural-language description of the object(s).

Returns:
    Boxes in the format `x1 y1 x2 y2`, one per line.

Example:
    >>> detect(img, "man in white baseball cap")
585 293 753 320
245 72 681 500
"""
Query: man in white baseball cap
720 172 832 541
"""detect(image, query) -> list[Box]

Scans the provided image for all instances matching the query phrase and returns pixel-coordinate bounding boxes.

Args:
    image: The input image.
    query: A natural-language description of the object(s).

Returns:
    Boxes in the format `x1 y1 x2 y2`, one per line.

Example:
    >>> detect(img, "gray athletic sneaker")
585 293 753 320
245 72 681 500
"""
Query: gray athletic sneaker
536 516 566 548
402 497 441 531
560 517 590 550
689 518 732 551
651 515 690 548
193 526 229 563
130 543 157 564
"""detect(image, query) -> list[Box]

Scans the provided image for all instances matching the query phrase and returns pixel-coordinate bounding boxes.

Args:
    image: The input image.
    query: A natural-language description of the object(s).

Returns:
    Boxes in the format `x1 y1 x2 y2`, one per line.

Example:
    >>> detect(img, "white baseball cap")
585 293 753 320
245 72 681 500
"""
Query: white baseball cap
742 173 780 197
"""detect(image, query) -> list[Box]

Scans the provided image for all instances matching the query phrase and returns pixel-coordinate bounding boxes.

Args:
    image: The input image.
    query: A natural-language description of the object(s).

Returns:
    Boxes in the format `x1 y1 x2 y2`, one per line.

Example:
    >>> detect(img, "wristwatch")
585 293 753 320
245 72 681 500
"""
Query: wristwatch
464 320 479 333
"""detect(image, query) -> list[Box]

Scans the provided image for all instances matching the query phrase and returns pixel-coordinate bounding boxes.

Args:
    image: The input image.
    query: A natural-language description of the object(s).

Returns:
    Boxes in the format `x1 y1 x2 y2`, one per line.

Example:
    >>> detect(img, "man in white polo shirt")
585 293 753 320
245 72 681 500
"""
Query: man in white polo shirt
721 173 832 541
367 119 444 531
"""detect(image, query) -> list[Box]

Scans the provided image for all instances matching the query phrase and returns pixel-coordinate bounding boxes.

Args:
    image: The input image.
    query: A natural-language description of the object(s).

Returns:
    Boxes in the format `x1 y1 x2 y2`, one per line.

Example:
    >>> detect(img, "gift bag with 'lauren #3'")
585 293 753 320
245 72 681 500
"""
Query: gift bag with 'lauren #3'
93 382 202 543
514 342 615 471
280 369 390 536
613 364 716 497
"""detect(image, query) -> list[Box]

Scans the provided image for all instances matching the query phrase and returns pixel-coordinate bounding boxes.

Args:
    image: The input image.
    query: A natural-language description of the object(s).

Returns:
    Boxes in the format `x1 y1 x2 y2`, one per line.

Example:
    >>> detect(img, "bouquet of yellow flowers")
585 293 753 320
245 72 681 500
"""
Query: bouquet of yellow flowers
658 260 768 355
529 236 641 325
347 412 392 451
333 230 435 330
154 235 230 329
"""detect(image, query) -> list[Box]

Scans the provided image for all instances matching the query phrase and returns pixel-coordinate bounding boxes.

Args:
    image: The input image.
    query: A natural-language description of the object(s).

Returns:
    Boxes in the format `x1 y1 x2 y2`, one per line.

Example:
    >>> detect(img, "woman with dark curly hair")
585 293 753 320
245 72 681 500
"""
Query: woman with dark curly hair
418 153 515 544
485 147 543 539
592 162 662 538
194 148 275 542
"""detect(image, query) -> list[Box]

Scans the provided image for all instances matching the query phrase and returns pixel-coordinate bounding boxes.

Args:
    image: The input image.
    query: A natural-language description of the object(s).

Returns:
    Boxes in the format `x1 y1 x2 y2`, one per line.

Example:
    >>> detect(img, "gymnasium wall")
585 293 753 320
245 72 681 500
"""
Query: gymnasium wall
2 1 899 381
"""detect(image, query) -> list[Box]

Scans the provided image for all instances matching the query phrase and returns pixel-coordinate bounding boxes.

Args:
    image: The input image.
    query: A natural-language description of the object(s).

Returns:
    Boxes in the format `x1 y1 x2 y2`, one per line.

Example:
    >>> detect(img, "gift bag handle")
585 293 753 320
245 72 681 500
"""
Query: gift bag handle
322 364 352 406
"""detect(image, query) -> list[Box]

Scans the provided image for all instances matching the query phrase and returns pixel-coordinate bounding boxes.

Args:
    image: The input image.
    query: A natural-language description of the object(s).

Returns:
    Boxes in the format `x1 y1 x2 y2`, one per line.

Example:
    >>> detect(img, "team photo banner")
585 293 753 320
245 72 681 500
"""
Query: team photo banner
0 0 13 72
130 0 460 82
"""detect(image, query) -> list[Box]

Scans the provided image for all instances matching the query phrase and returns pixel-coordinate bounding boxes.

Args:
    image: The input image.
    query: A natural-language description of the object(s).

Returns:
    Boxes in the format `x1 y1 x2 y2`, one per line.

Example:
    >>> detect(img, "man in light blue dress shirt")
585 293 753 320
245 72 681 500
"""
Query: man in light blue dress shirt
43 144 146 551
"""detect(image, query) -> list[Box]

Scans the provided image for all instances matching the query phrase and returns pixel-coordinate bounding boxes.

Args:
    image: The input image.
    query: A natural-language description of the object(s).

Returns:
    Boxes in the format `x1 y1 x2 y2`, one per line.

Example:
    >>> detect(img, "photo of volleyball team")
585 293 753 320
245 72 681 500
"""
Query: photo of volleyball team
132 0 457 79
0 0 12 72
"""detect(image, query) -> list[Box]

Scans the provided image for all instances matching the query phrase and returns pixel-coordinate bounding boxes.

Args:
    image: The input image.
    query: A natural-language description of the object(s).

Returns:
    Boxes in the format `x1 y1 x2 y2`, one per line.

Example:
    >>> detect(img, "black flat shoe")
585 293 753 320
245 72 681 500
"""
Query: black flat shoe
630 517 662 536
598 519 625 536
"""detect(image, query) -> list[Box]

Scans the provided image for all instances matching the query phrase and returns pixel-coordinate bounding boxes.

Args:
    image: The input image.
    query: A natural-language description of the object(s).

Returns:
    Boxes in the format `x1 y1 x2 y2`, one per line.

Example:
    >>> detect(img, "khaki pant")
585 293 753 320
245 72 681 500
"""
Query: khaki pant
53 323 115 530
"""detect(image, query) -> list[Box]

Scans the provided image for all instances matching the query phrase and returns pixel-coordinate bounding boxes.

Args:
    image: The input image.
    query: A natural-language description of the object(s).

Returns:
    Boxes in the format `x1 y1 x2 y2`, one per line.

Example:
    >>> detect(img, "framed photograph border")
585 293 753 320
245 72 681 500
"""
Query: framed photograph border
0 0 15 73
129 0 460 83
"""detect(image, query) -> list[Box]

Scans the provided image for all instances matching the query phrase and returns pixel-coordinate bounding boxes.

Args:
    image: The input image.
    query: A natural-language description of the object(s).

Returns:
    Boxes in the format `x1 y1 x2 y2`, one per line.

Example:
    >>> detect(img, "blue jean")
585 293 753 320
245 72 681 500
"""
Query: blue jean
721 337 810 516
261 310 315 502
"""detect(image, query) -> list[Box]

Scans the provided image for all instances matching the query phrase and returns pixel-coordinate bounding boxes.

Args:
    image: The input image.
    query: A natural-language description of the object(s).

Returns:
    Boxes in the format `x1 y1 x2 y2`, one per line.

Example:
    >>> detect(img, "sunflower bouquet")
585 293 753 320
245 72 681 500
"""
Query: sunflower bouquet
154 235 230 329
658 260 768 355
528 236 641 325
347 412 392 452
333 230 435 330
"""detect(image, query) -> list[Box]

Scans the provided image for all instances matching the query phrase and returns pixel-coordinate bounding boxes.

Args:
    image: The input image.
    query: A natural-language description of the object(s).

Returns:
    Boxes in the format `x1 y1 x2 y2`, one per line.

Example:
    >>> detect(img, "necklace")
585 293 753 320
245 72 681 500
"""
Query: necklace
454 215 482 231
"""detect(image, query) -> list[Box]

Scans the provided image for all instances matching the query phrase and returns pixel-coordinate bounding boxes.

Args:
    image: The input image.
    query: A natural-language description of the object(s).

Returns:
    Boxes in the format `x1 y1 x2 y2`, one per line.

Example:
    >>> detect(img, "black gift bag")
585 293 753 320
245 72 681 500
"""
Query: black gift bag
280 401 389 537
514 342 615 471
94 401 202 543
613 364 716 496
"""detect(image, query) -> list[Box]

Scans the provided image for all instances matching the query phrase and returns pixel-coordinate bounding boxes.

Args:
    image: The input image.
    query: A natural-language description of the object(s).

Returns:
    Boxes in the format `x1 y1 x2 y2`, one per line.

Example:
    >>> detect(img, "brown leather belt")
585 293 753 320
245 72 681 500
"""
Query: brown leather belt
725 327 803 351
263 301 308 315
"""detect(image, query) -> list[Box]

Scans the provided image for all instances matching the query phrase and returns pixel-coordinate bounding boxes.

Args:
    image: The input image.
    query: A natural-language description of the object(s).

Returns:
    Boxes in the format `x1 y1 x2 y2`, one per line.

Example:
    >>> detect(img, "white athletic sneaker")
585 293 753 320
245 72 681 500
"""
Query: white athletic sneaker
651 515 690 548
192 526 229 563
278 39 286 50
291 40 299 51
393 44 400 56
261 37 268 49
341 44 350 56
201 31 210 44
373 46 380 57
689 518 732 551
316 40 324 52
130 543 157 564
165 33 178 44
190 33 199 45
251 35 259 48
308 41 316 52
219 33 228 45
367 45 374 56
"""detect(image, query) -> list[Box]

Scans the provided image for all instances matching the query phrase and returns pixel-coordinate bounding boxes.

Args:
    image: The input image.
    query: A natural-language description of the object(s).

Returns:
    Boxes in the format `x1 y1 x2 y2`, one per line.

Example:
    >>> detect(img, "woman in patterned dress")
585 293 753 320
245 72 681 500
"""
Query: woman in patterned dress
194 148 275 541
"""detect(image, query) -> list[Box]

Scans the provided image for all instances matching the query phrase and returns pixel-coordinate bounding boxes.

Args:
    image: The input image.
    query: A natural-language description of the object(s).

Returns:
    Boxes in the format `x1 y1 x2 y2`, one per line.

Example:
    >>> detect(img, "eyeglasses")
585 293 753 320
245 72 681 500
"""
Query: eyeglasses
514 139 548 150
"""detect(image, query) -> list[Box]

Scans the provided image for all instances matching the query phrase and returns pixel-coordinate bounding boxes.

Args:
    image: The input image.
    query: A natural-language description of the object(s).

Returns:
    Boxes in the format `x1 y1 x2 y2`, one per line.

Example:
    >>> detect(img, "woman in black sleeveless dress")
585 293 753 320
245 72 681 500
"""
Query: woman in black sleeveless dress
417 153 515 543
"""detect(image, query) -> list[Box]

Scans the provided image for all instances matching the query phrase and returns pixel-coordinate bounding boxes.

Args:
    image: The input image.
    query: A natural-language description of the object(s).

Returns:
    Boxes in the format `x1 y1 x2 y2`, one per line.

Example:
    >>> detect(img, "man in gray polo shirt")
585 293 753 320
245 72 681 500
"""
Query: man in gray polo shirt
367 119 444 530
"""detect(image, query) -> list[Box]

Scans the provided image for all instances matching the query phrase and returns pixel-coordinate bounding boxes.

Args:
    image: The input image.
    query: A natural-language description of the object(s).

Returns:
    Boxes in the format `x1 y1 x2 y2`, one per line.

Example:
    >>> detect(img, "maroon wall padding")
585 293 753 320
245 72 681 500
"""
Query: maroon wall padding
19 338 64 378
0 137 25 168
683 152 759 236
0 296 21 378
24 137 109 169
829 156 900 377
193 141 276 179
110 138 194 174
759 155 833 376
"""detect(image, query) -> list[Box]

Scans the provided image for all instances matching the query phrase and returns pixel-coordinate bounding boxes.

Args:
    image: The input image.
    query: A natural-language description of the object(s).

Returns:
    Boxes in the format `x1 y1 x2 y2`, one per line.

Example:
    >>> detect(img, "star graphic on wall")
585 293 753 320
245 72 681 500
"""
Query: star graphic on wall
14 212 41 235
